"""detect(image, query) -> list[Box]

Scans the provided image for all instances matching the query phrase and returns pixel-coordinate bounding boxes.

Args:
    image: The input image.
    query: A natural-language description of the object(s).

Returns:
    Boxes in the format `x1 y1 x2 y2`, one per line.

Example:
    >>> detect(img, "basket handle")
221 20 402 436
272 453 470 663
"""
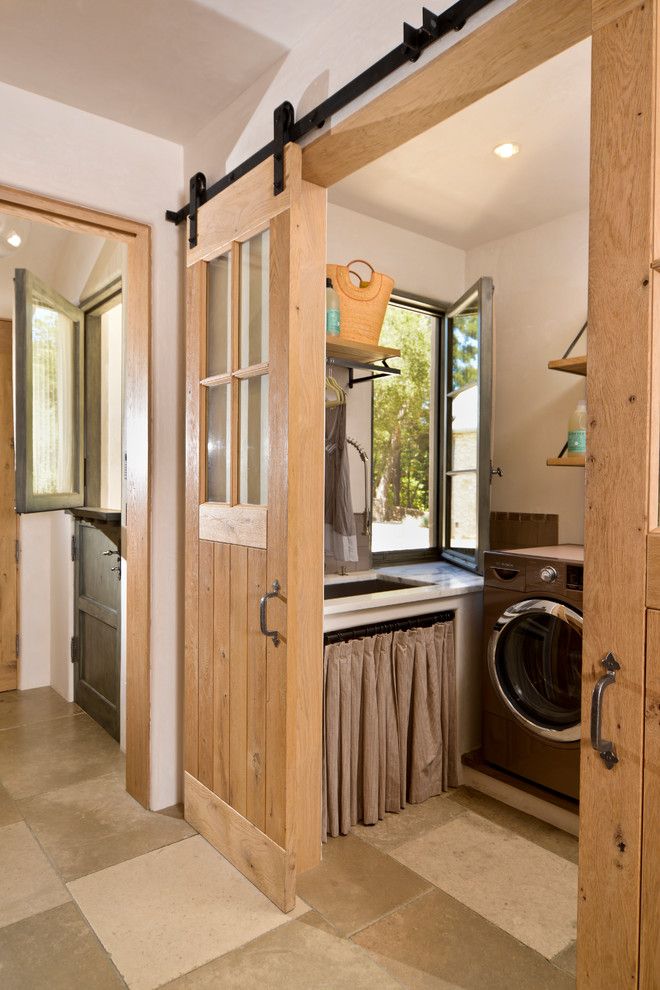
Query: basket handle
347 259 376 287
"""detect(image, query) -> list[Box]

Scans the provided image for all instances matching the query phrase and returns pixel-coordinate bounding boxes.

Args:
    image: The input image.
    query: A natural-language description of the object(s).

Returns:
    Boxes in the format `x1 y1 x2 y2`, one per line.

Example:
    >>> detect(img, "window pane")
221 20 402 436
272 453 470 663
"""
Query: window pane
240 230 269 367
32 304 77 495
450 300 478 392
239 375 268 504
207 251 231 377
206 384 230 502
449 386 478 470
447 472 477 553
372 305 435 554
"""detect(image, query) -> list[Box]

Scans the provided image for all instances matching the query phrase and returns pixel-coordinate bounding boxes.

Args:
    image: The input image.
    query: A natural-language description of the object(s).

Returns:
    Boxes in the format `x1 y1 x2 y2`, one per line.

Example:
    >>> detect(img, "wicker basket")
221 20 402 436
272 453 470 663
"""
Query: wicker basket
326 259 394 345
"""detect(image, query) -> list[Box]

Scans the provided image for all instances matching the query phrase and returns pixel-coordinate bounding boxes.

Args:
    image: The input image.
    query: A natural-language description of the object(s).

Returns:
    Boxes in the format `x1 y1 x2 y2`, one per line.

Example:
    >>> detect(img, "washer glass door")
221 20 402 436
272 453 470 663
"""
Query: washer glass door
488 599 582 742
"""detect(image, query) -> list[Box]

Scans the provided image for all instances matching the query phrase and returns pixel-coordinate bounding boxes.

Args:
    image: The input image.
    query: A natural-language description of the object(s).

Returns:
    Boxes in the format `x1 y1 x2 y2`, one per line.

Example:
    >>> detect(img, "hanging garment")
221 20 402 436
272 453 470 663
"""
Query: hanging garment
325 403 358 563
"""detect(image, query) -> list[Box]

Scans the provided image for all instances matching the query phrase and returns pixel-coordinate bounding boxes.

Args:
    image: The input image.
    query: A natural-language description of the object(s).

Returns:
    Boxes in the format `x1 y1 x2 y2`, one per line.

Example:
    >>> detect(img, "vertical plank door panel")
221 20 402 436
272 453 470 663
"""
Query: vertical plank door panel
197 540 215 789
213 542 231 802
641 608 660 988
579 4 657 987
229 543 248 817
246 548 267 830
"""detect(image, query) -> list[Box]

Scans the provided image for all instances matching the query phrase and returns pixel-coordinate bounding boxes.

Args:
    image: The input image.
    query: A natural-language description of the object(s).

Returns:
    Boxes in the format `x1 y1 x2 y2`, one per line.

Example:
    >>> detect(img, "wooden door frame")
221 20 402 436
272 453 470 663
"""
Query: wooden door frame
0 318 18 693
0 183 151 808
295 0 658 985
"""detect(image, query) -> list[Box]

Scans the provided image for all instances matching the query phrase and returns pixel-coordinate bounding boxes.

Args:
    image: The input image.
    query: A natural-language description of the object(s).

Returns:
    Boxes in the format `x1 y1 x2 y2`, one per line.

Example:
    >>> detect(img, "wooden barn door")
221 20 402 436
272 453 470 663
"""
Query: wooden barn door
184 145 325 911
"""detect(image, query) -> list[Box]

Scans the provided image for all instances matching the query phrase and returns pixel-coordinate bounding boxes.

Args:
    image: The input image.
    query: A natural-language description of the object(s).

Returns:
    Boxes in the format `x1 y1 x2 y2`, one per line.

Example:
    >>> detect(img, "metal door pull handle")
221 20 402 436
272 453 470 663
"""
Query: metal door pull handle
590 652 620 769
260 580 281 647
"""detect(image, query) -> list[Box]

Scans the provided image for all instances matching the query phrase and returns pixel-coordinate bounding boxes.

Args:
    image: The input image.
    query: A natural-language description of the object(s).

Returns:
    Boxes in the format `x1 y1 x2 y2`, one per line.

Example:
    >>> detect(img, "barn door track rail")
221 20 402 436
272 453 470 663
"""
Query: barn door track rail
166 0 497 247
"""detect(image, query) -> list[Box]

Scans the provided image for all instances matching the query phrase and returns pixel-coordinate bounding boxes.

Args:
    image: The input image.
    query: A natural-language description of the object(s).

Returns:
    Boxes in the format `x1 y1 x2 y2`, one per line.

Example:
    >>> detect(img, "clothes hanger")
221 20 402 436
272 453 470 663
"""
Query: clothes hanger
325 376 346 408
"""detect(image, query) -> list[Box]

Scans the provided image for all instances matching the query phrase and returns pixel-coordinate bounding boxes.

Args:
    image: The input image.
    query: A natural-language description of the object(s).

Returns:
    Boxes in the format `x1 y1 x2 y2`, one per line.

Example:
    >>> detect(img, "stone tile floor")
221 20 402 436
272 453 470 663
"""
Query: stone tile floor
0 688 577 989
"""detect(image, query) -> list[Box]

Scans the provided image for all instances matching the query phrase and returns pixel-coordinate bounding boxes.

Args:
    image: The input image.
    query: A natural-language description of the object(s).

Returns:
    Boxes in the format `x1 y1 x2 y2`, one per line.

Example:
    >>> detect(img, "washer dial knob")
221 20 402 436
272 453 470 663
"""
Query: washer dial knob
540 566 558 584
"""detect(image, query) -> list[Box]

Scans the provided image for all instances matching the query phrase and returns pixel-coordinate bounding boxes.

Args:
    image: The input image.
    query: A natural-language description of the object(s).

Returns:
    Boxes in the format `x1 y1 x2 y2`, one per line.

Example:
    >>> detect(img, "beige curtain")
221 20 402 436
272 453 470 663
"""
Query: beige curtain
323 621 458 839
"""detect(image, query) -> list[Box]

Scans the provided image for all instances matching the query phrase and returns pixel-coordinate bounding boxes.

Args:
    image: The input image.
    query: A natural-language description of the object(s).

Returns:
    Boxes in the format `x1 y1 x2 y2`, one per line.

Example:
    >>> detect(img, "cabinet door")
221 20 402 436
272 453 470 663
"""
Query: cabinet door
184 146 326 911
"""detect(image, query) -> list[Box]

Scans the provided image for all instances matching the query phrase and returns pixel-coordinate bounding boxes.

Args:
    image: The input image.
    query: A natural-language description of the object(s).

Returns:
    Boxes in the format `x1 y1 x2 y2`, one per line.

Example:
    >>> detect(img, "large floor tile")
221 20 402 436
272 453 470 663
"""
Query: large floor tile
392 810 577 959
297 832 430 937
353 794 466 852
353 888 574 990
553 940 577 977
450 786 579 864
0 711 121 799
69 834 306 990
0 821 69 928
0 902 124 989
0 781 22 827
20 772 195 881
164 919 401 989
0 687 79 731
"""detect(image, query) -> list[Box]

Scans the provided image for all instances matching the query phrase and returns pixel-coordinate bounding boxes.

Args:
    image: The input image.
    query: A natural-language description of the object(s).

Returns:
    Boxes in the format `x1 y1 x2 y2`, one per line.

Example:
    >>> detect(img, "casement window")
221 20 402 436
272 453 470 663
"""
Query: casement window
371 278 493 572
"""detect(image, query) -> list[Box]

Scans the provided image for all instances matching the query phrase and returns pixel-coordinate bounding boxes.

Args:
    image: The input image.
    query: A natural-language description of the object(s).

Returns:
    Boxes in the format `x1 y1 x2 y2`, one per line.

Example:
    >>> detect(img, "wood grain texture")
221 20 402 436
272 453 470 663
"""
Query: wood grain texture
199 503 267 547
578 4 656 986
187 154 295 266
641 609 660 989
198 540 214 789
289 181 326 873
593 0 647 30
213 542 231 802
246 547 267 830
0 320 17 693
647 531 660 609
123 226 151 809
229 543 248 816
184 772 295 913
301 0 592 188
184 263 205 779
0 184 142 240
547 356 587 376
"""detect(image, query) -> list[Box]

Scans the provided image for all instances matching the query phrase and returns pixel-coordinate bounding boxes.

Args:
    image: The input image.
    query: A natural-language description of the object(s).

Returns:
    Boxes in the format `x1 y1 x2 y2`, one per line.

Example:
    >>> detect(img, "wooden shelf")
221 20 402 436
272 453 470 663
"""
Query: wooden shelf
326 337 400 364
546 455 586 467
548 355 587 376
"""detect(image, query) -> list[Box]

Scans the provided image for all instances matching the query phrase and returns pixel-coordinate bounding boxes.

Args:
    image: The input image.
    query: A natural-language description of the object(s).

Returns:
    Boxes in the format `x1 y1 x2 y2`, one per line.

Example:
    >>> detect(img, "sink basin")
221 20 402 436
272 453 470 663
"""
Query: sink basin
324 578 417 600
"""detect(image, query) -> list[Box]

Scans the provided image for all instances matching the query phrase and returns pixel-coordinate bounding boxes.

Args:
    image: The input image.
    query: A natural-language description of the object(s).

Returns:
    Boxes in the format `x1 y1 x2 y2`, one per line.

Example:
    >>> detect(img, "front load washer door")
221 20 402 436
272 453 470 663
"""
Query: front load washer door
487 598 582 742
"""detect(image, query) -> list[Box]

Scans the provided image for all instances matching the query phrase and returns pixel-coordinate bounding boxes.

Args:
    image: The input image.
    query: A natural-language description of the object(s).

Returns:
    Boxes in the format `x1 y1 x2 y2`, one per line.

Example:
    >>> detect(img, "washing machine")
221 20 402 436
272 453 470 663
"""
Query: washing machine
482 545 583 801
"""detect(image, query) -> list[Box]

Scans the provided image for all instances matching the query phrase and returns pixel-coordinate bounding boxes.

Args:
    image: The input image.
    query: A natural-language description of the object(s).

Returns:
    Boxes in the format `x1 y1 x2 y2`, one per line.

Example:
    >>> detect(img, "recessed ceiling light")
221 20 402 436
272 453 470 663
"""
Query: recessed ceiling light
6 230 22 248
493 142 520 159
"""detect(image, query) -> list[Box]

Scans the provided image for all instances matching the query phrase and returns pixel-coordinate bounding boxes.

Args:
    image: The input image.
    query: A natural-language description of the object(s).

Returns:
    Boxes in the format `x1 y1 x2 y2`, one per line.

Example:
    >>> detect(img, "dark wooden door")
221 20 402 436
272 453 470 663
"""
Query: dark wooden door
73 519 121 739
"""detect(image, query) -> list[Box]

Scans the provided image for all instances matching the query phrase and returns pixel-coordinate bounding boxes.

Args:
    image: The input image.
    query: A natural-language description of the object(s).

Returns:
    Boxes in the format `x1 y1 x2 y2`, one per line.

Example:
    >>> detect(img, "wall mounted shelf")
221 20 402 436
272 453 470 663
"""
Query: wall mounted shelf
546 455 586 467
548 355 587 376
326 336 401 388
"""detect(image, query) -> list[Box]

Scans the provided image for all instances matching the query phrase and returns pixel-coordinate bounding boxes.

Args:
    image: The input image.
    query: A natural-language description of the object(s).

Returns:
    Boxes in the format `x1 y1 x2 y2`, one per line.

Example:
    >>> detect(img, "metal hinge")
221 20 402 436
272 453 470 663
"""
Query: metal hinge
70 636 79 663
71 534 77 562
15 634 19 658
15 540 19 564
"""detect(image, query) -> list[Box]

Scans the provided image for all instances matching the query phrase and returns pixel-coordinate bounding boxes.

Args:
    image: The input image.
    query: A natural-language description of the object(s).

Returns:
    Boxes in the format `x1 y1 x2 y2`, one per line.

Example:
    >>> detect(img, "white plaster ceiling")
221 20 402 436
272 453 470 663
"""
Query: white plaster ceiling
330 39 591 250
0 214 106 319
0 0 330 142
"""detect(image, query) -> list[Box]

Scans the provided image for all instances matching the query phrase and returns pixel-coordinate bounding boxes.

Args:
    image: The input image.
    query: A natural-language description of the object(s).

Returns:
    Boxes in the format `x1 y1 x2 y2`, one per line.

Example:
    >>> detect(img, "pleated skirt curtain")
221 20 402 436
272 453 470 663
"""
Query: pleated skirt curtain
322 622 459 840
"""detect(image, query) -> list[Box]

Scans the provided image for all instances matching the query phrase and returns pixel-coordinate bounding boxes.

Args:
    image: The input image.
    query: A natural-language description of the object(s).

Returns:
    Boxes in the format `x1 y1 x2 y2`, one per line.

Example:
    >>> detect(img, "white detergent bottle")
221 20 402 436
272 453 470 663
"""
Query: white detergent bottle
568 399 587 455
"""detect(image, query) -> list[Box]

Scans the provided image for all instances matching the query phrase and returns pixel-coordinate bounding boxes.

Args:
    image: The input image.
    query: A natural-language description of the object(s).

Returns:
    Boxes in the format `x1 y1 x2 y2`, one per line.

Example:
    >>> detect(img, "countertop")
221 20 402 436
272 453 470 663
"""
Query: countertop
324 561 483 617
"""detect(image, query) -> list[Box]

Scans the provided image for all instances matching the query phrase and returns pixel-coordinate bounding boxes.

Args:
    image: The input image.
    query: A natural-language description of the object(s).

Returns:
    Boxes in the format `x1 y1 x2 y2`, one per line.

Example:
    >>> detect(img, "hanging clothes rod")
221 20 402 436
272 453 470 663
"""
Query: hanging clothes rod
326 356 401 388
166 0 498 245
324 610 454 646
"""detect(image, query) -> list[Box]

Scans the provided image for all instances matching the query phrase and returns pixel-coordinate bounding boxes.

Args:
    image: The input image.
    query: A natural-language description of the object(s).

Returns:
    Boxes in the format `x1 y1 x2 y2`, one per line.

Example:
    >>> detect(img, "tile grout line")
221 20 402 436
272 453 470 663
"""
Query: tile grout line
0 708 85 734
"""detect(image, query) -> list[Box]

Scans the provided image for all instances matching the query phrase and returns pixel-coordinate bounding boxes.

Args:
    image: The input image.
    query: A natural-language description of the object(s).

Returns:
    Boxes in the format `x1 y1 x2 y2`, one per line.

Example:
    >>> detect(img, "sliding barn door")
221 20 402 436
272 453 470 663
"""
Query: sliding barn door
184 145 326 911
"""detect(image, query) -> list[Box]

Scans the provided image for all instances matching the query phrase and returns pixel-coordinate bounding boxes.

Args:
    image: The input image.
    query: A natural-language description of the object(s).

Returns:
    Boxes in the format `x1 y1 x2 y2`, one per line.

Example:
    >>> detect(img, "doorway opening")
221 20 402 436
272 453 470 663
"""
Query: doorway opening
0 188 150 807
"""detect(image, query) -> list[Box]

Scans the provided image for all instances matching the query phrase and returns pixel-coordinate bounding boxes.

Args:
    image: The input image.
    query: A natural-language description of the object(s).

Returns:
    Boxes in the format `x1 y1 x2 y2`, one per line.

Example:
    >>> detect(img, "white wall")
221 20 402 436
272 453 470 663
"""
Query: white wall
328 203 466 511
0 80 184 809
466 209 588 544
183 1 515 185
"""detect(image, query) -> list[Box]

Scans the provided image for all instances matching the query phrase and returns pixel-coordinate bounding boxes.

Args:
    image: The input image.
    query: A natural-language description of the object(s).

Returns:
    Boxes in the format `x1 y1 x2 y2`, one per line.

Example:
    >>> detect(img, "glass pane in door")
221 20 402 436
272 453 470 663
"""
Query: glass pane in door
447 472 477 552
207 251 231 377
450 299 479 392
31 304 77 495
449 389 478 470
239 231 269 367
206 384 231 502
239 375 268 505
